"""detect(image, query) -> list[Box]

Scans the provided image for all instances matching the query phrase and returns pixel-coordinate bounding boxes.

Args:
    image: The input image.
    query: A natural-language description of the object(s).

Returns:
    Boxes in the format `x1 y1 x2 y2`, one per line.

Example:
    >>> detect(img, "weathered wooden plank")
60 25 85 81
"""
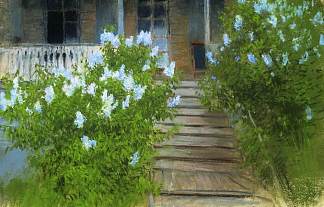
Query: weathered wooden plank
154 160 239 173
154 195 274 207
155 169 250 194
177 97 202 108
176 108 226 117
157 125 234 137
155 135 234 148
156 147 239 162
175 88 201 97
159 116 228 127
155 80 198 88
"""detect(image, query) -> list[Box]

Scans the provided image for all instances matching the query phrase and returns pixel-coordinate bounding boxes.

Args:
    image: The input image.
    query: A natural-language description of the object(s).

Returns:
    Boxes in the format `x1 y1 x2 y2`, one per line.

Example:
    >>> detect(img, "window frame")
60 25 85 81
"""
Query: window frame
45 0 81 44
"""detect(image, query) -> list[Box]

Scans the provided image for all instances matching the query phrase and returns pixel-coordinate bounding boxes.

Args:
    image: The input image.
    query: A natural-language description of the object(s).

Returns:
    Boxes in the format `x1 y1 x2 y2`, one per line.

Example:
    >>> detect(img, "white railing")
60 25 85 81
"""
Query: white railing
0 44 100 79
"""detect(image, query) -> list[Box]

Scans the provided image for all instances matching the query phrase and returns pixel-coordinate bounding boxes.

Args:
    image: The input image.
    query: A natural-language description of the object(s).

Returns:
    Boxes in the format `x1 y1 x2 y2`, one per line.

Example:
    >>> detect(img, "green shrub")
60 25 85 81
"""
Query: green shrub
0 30 180 206
200 0 324 205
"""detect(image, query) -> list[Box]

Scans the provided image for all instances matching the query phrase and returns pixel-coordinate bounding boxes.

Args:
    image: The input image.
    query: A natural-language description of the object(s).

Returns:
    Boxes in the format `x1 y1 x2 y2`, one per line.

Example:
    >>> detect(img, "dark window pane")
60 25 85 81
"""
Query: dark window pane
64 0 78 9
138 5 151 18
65 11 78 21
154 4 166 18
138 0 150 4
48 11 63 43
192 44 206 70
155 0 167 2
154 20 166 36
65 23 78 42
138 19 151 32
47 0 61 10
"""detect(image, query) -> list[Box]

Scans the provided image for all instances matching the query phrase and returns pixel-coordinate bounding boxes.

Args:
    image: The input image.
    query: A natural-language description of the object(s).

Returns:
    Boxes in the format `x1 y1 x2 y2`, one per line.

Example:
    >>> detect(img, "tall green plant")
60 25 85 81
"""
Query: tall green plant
0 30 180 206
200 0 324 205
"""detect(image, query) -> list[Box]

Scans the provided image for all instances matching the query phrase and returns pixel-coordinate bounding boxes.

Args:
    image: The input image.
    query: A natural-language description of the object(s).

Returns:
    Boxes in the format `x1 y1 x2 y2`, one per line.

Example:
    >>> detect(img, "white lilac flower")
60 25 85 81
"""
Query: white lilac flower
130 151 140 166
312 12 323 25
101 90 118 118
150 46 159 57
134 85 147 100
0 92 8 111
299 51 309 64
289 22 297 29
248 32 254 42
167 95 181 108
268 15 277 27
223 34 231 47
26 107 33 115
62 83 75 97
111 36 121 48
247 53 257 64
142 64 150 71
282 52 289 66
100 67 113 81
206 51 219 64
278 30 285 42
34 101 42 113
313 47 321 58
237 0 246 3
13 77 19 89
87 83 97 96
63 69 73 81
123 75 135 91
163 61 175 78
211 76 217 80
253 0 270 14
292 38 300 51
295 6 303 17
122 95 131 109
234 15 243 31
136 31 152 46
74 111 86 128
305 106 313 121
100 31 115 44
117 64 126 81
235 56 241 62
320 34 324 46
44 86 55 104
88 51 104 69
262 54 273 67
125 36 134 47
281 15 287 23
9 88 18 106
220 46 224 52
270 72 275 77
81 135 96 150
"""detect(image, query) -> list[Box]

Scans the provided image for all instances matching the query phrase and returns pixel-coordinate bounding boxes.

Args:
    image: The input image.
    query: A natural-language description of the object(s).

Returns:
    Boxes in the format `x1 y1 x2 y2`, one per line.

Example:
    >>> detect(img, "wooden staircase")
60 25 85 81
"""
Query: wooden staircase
151 81 274 207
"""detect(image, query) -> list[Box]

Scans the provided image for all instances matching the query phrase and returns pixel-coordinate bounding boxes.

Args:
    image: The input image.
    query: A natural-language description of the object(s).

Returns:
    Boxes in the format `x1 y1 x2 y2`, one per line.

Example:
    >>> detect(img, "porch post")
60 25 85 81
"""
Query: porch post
204 0 210 45
117 0 124 35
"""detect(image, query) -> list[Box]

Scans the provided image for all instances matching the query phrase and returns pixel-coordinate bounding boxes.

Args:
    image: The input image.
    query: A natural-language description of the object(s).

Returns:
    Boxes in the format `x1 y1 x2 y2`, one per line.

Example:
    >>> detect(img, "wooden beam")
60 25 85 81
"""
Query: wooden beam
204 0 210 44
117 0 124 35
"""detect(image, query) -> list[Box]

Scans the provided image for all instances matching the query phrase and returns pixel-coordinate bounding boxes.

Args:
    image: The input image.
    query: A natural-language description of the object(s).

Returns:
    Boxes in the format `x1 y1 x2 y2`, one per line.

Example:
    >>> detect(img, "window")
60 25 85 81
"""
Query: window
47 0 80 44
137 0 168 51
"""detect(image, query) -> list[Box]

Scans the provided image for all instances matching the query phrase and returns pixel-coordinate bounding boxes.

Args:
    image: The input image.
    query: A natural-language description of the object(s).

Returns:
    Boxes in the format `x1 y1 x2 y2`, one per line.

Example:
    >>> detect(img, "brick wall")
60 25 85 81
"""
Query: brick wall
124 0 137 37
169 1 194 78
80 0 96 43
0 0 10 46
22 0 45 43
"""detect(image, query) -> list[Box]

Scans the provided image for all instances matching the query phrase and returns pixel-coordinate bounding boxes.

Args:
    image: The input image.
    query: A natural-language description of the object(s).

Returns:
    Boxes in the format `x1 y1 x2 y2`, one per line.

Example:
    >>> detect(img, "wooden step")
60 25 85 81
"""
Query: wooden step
157 125 234 137
175 88 201 98
159 116 228 127
153 169 253 195
154 160 240 173
153 195 274 207
177 97 202 108
156 147 239 162
155 135 235 148
176 108 226 117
